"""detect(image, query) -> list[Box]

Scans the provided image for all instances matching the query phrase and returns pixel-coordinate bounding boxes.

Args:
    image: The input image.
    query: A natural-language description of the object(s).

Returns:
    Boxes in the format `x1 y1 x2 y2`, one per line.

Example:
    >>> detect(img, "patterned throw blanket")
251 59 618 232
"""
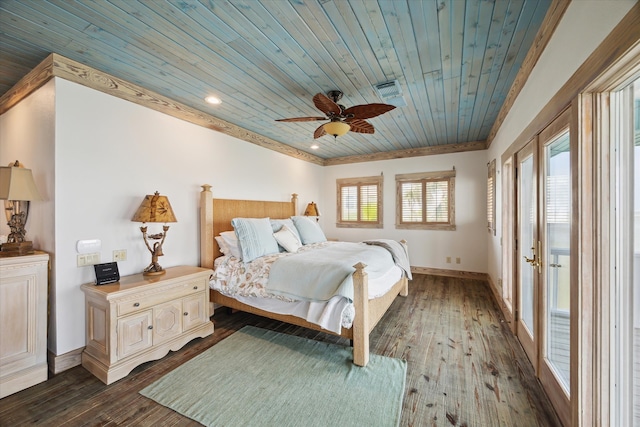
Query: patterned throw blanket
266 242 397 302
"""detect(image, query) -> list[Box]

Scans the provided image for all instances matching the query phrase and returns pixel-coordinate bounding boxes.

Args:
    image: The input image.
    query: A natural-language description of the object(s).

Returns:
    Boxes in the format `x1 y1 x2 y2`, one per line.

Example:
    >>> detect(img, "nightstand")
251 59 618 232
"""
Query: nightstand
81 266 214 384
0 251 49 398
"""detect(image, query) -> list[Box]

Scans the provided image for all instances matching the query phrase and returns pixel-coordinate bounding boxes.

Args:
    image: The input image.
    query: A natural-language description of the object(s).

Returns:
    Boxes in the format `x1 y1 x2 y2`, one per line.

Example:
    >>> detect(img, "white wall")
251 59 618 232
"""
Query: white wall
0 80 58 346
0 79 56 252
2 78 324 355
323 151 488 273
486 0 636 293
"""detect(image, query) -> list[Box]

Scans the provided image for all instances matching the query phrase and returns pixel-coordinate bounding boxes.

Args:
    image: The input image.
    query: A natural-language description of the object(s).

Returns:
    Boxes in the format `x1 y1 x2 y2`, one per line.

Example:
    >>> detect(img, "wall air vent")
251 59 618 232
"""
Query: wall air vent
374 80 407 107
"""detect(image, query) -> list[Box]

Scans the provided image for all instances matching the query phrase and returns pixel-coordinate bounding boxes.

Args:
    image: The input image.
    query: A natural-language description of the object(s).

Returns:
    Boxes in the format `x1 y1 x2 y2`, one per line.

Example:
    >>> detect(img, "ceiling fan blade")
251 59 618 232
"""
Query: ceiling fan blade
347 119 375 134
313 124 327 139
276 116 327 122
343 103 395 120
313 93 341 116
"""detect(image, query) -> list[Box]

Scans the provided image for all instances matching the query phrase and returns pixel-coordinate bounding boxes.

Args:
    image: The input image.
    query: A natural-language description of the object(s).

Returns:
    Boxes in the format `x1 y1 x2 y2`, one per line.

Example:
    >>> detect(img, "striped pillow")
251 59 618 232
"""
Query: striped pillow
231 217 280 262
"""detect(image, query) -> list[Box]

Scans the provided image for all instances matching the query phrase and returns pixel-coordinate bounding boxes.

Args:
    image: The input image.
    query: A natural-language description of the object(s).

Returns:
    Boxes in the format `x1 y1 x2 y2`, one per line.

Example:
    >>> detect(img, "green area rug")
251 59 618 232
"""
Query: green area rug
140 326 406 426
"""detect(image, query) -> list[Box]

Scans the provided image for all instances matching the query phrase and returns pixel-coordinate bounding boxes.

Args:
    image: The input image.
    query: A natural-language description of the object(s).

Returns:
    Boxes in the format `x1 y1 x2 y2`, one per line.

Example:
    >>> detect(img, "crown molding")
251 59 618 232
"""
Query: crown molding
0 54 325 166
1 54 490 166
323 140 487 166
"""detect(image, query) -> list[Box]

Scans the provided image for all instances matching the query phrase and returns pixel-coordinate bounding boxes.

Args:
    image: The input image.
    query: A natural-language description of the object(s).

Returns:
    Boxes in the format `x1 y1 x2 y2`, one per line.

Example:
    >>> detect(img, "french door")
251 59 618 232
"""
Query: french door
514 109 572 425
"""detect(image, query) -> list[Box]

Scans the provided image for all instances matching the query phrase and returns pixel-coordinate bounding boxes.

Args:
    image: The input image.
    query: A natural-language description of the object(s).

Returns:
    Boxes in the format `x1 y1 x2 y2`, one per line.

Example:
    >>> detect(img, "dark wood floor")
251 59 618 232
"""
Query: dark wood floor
0 274 561 426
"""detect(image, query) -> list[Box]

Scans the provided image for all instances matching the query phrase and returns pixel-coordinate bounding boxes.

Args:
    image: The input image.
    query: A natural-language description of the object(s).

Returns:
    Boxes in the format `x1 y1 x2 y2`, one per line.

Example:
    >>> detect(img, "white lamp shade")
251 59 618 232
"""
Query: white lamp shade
0 166 42 201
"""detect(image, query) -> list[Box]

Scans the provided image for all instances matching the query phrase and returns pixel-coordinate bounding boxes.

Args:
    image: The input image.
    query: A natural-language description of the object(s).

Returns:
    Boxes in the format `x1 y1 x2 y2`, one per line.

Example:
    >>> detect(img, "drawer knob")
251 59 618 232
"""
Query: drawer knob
147 325 153 330
133 302 140 307
193 286 198 290
183 312 189 316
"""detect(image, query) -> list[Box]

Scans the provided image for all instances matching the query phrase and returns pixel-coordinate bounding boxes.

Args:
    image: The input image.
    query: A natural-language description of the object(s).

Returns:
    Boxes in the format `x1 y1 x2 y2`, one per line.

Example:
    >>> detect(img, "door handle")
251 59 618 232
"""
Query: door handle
523 247 539 267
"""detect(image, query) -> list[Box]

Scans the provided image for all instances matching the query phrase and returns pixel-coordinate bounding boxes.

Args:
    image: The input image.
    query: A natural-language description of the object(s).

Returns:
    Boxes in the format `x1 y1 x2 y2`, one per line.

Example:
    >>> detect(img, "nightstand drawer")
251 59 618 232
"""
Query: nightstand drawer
117 279 205 316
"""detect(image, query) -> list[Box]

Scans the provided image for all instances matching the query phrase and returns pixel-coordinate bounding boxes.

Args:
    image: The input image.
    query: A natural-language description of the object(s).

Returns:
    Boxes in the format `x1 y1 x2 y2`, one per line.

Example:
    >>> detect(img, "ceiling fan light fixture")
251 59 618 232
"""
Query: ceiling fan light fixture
323 120 350 137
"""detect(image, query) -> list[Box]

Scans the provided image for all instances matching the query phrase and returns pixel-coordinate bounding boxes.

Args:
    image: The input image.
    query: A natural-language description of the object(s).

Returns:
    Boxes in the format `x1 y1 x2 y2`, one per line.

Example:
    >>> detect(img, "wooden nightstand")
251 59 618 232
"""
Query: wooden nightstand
81 266 214 384
0 252 49 398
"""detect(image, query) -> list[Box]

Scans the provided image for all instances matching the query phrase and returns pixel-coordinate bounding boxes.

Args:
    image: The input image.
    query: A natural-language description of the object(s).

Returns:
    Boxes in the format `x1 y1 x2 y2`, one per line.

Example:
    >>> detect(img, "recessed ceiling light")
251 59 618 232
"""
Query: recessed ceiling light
205 96 221 105
310 144 319 150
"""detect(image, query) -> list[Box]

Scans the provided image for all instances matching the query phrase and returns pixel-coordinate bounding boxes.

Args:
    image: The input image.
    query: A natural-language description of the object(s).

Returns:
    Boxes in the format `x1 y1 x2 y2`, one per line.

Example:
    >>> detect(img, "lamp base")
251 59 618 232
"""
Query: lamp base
1 241 34 256
143 262 166 276
143 269 166 276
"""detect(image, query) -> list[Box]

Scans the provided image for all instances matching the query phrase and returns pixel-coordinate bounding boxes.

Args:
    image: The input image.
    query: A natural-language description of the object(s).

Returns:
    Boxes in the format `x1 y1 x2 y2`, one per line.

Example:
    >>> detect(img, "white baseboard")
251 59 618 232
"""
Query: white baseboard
48 347 84 375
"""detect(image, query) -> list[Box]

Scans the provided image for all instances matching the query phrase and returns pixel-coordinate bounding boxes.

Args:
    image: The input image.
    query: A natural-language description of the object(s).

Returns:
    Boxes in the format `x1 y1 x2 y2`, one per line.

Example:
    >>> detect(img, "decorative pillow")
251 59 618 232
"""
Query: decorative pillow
291 215 327 245
231 217 280 262
273 225 302 253
220 231 242 260
270 218 302 252
270 218 301 241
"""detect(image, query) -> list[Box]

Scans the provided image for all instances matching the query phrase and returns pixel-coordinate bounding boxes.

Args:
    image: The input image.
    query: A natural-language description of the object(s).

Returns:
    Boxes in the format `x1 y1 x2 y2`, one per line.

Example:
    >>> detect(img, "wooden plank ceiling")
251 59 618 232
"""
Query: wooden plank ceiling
0 0 552 161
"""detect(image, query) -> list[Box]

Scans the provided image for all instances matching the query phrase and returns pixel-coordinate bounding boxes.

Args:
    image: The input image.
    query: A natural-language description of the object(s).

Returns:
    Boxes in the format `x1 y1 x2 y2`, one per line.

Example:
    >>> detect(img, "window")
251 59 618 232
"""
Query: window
487 159 496 235
336 175 383 228
395 170 455 230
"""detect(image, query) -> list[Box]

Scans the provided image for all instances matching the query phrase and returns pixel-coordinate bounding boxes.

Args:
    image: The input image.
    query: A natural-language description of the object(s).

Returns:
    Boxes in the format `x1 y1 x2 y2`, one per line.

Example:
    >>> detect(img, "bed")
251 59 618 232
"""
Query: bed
199 184 409 366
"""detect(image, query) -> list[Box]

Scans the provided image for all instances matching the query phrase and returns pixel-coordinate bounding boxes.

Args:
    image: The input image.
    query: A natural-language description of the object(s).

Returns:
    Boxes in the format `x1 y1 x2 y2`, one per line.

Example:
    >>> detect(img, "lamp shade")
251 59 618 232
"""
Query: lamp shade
0 166 42 201
323 121 350 137
131 191 177 223
304 201 320 217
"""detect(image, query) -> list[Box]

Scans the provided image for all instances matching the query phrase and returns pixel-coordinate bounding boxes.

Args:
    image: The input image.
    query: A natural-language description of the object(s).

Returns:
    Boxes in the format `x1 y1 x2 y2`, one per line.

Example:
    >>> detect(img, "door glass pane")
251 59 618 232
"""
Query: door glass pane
544 130 571 393
519 154 535 336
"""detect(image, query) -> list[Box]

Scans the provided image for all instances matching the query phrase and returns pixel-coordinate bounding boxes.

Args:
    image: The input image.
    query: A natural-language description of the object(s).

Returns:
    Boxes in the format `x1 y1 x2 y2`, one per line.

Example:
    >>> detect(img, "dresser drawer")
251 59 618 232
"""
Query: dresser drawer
117 278 206 316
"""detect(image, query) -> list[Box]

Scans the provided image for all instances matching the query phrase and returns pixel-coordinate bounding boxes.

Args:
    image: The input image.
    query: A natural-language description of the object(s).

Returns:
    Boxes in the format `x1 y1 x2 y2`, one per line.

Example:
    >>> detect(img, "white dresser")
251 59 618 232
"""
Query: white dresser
0 252 49 398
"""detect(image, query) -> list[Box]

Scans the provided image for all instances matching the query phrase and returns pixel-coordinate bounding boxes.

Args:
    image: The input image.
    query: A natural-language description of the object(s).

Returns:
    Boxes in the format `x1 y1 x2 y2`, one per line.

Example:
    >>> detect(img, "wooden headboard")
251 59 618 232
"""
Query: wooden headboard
199 184 298 269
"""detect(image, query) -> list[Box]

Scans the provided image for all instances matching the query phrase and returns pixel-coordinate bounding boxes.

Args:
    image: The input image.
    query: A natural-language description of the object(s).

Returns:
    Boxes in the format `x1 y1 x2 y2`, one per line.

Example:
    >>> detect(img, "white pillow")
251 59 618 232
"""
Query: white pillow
273 225 302 253
231 217 280 262
215 236 230 256
219 231 242 260
291 216 327 244
270 218 301 242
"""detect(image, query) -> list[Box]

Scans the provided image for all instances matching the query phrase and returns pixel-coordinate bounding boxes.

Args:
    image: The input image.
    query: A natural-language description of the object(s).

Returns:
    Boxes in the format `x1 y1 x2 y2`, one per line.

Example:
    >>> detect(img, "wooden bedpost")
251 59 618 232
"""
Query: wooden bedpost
400 239 409 297
291 193 298 215
200 184 214 269
352 262 369 367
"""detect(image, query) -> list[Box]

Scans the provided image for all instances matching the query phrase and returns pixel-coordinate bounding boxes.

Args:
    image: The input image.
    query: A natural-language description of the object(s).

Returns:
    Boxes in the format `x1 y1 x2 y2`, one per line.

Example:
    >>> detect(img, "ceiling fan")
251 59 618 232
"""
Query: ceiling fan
276 90 396 139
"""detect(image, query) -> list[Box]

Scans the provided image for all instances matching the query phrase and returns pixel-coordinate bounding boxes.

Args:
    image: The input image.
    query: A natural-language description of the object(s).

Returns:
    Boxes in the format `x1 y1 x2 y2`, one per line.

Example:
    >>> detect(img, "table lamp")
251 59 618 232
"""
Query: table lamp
131 191 177 276
304 201 320 222
0 161 42 255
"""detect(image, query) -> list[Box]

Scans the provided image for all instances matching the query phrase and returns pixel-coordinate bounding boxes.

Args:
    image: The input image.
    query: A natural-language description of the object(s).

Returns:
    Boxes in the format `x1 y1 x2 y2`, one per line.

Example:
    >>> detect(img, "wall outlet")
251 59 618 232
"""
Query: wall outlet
456 257 461 264
113 249 127 262
446 256 451 263
77 252 101 267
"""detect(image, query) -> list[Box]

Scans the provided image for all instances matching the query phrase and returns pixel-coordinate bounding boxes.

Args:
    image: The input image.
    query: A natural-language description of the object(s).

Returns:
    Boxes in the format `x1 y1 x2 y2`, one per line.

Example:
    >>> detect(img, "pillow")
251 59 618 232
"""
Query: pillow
270 218 301 241
219 231 242 260
215 236 230 256
273 225 302 253
270 218 302 252
291 215 327 245
231 217 280 262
